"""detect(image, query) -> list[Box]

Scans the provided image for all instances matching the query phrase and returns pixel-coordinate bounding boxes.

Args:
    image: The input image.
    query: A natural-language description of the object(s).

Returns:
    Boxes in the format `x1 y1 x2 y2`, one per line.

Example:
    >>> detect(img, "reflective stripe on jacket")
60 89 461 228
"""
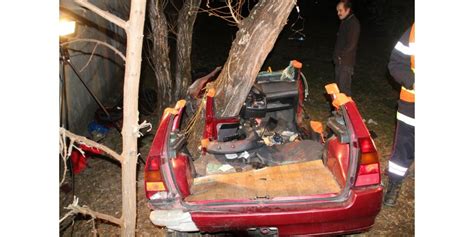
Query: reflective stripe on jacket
397 24 415 103
389 24 415 124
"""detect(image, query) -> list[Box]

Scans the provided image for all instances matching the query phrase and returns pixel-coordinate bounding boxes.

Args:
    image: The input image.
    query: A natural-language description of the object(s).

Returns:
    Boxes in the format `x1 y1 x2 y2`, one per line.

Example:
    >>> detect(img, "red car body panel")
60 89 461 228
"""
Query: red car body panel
344 101 382 187
326 138 350 187
296 71 305 125
204 94 240 140
171 153 193 198
145 72 383 235
144 113 172 199
190 187 383 235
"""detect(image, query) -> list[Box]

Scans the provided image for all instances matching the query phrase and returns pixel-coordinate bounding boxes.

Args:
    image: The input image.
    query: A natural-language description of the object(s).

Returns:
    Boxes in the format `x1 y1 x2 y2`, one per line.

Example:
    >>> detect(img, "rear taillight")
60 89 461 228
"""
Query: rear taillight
144 155 168 199
354 137 381 187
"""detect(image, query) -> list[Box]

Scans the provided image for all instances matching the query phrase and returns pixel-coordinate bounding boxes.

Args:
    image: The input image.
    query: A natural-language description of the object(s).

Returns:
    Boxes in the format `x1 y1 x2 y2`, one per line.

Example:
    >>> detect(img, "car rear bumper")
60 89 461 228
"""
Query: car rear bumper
190 186 383 235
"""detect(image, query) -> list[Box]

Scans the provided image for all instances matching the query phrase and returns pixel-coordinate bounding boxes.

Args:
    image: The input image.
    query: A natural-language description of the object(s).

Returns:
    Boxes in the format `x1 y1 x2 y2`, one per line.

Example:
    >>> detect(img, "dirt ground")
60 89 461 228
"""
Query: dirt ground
60 3 414 236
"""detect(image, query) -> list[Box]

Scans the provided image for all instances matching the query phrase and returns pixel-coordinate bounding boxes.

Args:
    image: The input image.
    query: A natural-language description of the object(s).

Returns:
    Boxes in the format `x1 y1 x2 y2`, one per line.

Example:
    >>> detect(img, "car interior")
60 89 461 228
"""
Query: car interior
179 67 349 202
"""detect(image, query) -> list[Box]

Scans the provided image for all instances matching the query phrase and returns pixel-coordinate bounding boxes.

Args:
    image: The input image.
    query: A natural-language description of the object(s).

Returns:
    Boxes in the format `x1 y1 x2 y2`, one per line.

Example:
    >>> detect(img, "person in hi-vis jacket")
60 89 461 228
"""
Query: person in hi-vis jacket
384 23 415 206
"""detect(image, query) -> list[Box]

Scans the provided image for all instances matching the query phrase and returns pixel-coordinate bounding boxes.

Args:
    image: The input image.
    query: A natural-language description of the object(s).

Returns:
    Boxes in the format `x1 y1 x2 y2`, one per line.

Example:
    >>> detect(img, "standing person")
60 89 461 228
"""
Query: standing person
384 23 415 206
333 0 360 97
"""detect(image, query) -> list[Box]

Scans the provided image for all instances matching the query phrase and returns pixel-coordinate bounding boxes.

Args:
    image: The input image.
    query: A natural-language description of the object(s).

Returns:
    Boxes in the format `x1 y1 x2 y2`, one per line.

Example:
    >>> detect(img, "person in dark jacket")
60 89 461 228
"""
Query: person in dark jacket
333 0 360 96
384 23 415 206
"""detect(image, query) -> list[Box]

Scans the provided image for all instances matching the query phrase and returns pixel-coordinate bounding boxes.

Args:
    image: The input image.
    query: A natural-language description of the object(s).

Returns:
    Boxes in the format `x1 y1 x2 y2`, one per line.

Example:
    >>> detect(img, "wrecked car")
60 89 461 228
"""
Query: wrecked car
144 60 383 236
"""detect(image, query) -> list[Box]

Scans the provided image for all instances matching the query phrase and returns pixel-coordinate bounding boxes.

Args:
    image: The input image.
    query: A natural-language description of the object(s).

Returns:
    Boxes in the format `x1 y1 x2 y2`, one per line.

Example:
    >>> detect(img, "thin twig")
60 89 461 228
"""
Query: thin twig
79 43 99 72
60 128 123 163
75 0 127 29
227 0 241 26
135 120 152 137
201 0 246 26
71 143 85 157
59 130 69 186
59 209 76 223
60 196 79 223
61 38 126 62
91 218 98 237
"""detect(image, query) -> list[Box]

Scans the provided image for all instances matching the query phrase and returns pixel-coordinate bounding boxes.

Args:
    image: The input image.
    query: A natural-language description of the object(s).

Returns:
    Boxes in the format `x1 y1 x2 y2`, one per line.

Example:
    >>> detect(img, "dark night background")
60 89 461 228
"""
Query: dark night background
59 0 417 235
63 0 417 235
187 1 416 235
6 0 474 236
145 0 416 235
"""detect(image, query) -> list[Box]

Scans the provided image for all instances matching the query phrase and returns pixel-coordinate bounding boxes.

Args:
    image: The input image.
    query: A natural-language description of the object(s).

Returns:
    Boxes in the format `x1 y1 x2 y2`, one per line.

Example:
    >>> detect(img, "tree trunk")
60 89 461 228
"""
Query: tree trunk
149 0 173 106
174 0 202 99
213 0 296 117
121 0 146 236
73 0 147 235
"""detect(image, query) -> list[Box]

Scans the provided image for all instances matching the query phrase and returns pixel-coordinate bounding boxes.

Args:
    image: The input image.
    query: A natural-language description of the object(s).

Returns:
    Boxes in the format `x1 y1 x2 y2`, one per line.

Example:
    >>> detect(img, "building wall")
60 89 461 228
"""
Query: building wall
60 0 127 135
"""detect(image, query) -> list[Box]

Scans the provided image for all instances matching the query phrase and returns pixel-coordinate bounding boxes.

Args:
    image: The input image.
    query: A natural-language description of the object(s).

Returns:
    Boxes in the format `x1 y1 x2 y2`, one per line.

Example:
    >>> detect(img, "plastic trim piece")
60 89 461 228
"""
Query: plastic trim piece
150 209 199 232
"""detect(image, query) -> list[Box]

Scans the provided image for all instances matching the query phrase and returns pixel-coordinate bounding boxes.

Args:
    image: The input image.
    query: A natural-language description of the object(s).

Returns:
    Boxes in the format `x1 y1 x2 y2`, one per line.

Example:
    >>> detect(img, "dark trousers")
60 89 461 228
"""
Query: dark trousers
335 65 354 96
387 120 415 182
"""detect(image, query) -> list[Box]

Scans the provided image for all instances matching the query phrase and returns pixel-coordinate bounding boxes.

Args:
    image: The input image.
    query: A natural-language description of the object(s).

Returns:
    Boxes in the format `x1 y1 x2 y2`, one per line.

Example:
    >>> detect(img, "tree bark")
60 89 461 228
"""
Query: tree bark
149 0 173 106
213 0 296 117
72 0 147 236
120 0 147 236
174 0 202 99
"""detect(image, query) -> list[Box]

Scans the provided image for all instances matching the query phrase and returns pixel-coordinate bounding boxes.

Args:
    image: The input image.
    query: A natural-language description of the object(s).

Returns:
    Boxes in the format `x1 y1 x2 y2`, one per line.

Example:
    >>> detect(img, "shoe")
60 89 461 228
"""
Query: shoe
384 179 402 206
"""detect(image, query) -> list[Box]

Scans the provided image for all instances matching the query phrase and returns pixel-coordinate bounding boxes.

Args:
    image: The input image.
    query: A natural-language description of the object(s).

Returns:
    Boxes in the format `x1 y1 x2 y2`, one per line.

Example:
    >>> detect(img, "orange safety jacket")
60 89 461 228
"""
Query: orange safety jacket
400 24 415 104
388 24 415 126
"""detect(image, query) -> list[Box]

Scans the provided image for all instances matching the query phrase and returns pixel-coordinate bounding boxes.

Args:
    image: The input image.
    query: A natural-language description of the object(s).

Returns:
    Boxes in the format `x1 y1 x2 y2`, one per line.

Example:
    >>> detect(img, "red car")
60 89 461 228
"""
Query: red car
144 61 382 236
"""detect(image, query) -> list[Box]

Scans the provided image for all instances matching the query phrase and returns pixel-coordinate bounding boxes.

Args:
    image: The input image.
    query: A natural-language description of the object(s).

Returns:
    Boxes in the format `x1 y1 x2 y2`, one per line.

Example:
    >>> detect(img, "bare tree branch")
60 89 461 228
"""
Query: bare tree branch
60 127 123 163
62 196 122 226
226 0 241 26
60 196 79 223
59 131 69 186
201 0 245 27
117 0 147 234
135 120 152 138
75 0 127 29
91 218 98 237
59 209 76 223
61 38 126 62
60 0 147 235
80 43 99 72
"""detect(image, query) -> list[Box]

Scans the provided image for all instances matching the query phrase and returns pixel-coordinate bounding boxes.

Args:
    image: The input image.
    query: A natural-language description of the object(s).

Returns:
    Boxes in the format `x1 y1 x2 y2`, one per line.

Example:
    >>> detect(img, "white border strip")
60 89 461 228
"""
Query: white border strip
397 112 415 126
395 41 414 55
389 161 408 176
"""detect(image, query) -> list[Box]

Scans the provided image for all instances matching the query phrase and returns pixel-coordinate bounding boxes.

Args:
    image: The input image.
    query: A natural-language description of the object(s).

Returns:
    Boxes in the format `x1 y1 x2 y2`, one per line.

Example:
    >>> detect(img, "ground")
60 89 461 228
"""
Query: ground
60 3 414 236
